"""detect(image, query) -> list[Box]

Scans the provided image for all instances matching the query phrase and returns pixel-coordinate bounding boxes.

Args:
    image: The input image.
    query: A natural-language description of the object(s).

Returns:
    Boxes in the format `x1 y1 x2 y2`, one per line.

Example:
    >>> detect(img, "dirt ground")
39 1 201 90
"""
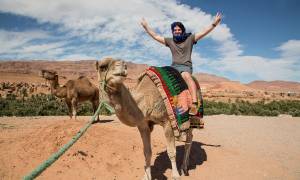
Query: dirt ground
0 115 300 180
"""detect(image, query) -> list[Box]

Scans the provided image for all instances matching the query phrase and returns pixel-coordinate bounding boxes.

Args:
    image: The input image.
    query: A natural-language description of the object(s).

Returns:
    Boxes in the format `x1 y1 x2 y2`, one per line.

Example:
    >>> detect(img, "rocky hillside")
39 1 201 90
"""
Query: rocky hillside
0 60 300 101
247 80 300 93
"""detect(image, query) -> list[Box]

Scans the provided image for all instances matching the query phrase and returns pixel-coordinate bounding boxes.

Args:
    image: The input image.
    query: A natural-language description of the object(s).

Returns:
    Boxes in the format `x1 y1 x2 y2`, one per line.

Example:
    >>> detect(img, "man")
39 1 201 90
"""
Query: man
141 13 222 115
141 12 222 115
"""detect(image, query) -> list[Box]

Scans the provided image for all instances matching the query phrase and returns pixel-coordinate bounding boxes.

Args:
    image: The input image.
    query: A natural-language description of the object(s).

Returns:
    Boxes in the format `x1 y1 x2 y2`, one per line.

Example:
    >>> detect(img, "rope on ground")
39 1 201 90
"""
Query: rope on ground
23 101 114 180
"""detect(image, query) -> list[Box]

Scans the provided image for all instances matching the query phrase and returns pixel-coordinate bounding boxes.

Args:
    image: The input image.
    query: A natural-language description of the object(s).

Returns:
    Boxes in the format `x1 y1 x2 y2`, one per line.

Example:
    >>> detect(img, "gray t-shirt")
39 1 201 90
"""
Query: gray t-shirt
164 34 196 67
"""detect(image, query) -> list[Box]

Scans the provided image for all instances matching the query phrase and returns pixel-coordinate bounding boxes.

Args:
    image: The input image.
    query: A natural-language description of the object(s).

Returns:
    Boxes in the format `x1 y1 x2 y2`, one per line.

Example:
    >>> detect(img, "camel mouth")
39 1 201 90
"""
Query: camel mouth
113 72 127 77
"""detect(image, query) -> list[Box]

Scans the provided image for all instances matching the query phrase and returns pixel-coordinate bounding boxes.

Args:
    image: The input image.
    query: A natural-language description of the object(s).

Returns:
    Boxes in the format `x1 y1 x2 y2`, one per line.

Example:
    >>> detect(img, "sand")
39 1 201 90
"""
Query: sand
0 115 300 180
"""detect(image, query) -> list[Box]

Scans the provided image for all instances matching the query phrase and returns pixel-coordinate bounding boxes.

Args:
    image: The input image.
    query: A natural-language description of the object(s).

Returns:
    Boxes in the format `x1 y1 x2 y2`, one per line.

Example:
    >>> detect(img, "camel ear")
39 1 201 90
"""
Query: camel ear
95 61 99 71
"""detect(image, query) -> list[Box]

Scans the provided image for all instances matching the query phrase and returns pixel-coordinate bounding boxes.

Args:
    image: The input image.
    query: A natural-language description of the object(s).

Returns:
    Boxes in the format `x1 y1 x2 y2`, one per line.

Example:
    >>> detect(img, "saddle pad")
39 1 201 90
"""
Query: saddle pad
145 66 204 136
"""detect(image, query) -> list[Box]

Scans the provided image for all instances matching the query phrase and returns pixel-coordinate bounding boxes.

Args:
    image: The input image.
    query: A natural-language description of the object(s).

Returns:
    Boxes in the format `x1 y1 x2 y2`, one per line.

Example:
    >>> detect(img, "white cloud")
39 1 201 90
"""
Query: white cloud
209 40 300 82
275 39 300 59
19 42 67 53
0 30 49 53
0 0 299 82
215 56 296 80
0 0 236 48
0 29 69 59
59 54 97 60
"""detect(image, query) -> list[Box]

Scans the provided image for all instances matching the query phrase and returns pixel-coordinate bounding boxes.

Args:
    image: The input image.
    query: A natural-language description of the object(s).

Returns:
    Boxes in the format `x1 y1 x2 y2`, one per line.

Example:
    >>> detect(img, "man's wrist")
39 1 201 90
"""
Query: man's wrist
212 23 217 27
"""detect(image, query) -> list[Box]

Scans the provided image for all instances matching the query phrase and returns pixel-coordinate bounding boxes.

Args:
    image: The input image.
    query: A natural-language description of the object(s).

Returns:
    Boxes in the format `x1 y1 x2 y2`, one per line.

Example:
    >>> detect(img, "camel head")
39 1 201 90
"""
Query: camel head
40 69 58 81
96 57 127 92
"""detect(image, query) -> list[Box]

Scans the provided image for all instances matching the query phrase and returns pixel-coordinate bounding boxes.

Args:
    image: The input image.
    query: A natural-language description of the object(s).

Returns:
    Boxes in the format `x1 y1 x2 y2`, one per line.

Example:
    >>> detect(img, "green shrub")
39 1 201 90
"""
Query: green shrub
1 94 299 117
203 99 300 117
0 94 111 116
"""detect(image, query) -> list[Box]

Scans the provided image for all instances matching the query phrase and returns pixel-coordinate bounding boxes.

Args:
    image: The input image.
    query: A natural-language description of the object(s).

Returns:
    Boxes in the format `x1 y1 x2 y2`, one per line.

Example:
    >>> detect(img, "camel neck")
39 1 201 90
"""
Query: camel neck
108 83 144 127
49 76 59 90
49 78 66 98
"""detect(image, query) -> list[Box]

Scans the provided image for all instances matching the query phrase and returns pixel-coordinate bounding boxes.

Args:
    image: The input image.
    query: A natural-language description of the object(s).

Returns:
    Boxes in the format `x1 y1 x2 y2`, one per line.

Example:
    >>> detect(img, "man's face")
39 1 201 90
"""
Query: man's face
173 26 182 36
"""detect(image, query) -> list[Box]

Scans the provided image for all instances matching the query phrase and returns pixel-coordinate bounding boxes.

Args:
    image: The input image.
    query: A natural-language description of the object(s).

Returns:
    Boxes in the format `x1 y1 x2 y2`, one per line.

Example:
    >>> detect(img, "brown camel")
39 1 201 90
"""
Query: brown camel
40 69 99 121
96 57 196 180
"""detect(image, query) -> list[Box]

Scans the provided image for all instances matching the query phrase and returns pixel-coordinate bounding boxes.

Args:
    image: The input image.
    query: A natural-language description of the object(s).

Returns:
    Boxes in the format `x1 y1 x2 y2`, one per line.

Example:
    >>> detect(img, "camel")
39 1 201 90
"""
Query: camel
40 69 99 121
96 57 198 180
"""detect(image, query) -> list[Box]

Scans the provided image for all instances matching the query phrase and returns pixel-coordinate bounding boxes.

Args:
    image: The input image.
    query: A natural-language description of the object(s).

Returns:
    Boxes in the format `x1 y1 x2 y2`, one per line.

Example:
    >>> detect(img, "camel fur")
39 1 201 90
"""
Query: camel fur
96 57 196 180
40 69 99 121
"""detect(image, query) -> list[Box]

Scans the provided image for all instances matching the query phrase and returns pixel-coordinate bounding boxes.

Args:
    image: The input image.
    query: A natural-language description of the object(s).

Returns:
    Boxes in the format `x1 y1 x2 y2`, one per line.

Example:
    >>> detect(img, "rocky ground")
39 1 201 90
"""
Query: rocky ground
1 115 300 180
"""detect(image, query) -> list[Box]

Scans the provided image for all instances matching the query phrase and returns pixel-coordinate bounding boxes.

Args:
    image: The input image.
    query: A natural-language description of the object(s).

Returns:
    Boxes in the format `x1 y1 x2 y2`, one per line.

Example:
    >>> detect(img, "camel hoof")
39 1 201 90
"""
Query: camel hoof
141 175 151 180
141 172 151 180
92 119 100 124
172 176 181 180
180 168 189 176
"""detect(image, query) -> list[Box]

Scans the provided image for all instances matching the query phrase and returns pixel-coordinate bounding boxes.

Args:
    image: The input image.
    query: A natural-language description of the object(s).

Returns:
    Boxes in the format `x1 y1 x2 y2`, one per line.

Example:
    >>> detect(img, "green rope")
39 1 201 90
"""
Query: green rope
23 101 114 180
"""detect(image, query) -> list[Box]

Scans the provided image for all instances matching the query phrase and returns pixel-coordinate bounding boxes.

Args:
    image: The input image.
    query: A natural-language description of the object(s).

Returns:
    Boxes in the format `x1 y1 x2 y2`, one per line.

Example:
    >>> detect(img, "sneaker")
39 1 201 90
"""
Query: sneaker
190 116 205 129
199 118 204 128
189 104 198 115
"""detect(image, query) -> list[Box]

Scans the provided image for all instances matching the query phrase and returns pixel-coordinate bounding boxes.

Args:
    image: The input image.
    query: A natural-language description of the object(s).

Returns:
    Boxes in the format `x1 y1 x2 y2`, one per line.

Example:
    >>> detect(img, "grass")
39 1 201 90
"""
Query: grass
0 94 300 117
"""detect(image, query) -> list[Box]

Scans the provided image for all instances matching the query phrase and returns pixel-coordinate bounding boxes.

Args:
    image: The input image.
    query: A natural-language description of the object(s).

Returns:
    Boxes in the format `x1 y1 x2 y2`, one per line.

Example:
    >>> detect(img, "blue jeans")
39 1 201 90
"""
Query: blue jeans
171 64 193 74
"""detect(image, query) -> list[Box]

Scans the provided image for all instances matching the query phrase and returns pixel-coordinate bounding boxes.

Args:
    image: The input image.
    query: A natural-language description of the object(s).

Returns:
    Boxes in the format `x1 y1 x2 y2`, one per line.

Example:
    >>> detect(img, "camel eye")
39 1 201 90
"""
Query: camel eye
100 65 108 71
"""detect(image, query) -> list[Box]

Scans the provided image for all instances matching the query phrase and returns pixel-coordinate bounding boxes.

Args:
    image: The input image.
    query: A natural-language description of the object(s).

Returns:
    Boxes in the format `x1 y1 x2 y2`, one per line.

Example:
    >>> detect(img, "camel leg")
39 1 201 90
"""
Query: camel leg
181 72 197 103
92 100 99 121
138 125 152 180
66 100 72 120
71 98 77 120
181 129 193 176
164 123 180 180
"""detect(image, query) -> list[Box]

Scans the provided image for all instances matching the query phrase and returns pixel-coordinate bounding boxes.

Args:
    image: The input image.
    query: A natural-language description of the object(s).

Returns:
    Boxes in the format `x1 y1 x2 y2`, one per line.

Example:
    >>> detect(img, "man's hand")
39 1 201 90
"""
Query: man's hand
194 12 222 42
140 18 148 29
140 17 165 45
213 12 222 26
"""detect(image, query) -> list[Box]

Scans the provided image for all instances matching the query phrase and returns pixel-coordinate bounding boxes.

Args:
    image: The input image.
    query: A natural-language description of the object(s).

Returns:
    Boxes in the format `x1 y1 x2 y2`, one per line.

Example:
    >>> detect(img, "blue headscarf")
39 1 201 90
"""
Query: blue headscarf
171 22 191 43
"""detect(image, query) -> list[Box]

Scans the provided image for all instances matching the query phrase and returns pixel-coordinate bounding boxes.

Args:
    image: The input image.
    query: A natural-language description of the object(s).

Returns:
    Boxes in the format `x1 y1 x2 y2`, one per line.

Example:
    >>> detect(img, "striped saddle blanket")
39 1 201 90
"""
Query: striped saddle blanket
145 66 204 137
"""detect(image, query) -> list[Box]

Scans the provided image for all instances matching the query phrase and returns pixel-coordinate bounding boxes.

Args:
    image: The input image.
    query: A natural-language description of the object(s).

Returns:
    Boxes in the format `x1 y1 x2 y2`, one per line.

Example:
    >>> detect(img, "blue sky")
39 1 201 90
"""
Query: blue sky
0 0 299 83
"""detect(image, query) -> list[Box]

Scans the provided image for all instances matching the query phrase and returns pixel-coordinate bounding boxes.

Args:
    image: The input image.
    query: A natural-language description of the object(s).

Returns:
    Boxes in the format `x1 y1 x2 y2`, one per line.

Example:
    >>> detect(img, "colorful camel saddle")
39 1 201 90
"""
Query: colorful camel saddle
145 66 204 137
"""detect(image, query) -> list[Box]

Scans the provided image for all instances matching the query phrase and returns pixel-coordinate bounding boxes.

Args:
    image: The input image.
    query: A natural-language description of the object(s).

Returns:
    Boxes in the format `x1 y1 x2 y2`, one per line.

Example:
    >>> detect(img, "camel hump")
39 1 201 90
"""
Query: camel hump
77 76 93 84
137 71 147 83
145 66 204 132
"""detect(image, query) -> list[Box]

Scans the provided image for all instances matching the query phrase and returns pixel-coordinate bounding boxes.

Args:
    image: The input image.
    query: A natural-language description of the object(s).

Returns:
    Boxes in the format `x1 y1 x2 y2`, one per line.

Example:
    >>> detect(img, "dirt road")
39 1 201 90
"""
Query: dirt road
0 115 299 180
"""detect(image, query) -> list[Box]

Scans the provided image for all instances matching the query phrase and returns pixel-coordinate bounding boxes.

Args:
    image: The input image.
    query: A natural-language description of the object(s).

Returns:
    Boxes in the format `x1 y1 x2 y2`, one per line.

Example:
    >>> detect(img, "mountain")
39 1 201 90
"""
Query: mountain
247 81 300 93
193 73 255 92
0 60 299 94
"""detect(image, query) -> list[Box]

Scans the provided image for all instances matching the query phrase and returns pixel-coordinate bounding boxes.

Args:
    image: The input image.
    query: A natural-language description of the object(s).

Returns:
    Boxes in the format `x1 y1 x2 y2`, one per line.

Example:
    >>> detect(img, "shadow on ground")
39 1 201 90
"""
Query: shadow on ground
92 119 114 124
151 141 221 179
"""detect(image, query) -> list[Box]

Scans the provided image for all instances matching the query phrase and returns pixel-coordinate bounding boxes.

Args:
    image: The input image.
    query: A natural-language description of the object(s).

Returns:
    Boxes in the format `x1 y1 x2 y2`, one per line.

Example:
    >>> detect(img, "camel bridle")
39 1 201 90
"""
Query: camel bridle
101 61 121 93
99 60 126 93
